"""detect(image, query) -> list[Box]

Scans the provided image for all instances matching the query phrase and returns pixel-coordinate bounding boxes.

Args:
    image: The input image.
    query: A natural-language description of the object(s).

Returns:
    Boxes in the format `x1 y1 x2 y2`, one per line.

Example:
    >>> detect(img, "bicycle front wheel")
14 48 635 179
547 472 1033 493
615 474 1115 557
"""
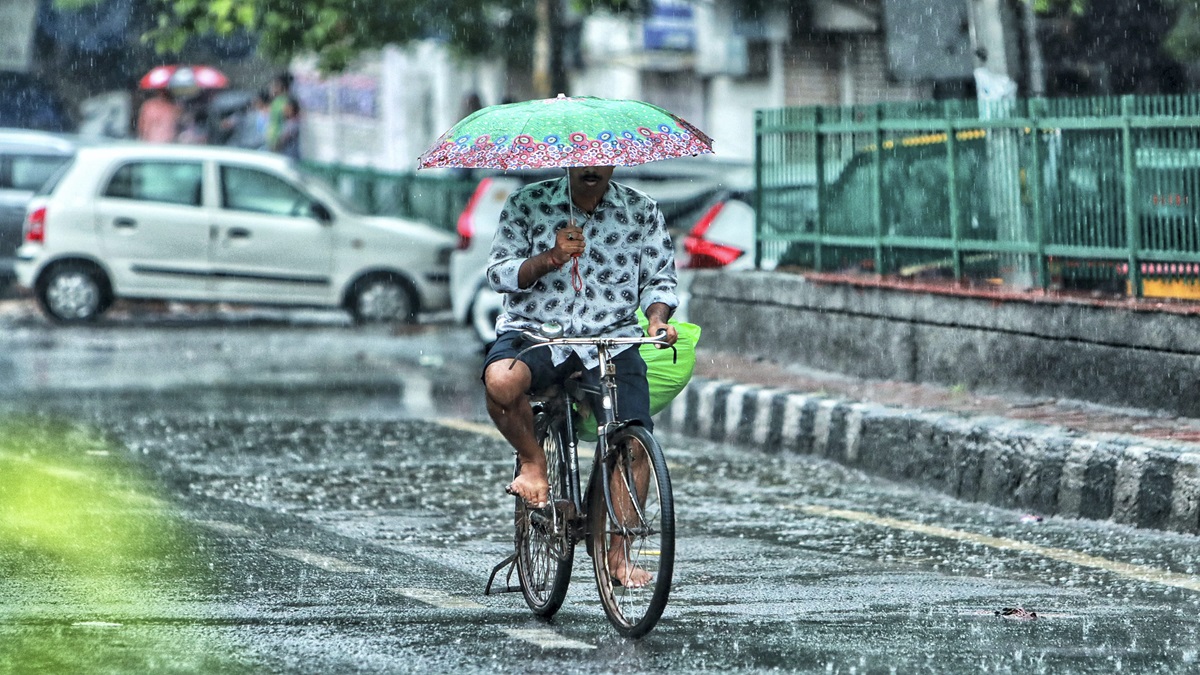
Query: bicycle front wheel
515 412 575 617
589 425 674 638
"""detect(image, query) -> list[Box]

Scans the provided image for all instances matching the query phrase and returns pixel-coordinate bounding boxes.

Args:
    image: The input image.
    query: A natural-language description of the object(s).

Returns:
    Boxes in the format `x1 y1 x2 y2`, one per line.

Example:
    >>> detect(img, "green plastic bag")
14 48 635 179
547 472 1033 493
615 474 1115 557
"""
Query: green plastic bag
576 312 701 442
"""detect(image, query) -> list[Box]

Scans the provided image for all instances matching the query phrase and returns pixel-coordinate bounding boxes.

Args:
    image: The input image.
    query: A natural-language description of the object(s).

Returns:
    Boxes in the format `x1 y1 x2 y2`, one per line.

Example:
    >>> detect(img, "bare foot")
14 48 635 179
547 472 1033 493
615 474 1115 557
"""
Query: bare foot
506 465 549 508
607 553 653 588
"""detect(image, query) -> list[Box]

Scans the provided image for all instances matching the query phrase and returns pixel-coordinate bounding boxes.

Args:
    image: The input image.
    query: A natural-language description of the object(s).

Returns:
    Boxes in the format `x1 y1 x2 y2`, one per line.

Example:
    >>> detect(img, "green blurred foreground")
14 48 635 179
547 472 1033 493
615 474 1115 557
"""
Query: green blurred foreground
0 417 250 674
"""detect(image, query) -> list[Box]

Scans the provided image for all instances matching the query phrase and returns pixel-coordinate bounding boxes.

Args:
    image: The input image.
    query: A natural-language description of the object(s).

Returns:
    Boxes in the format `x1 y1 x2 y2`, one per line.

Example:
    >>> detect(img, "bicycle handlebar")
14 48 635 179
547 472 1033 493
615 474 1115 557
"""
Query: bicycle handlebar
511 327 676 366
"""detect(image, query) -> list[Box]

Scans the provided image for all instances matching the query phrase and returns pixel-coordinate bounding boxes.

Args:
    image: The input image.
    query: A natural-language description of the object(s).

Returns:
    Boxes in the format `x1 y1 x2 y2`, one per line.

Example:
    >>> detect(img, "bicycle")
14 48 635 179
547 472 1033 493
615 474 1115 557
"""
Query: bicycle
485 323 676 639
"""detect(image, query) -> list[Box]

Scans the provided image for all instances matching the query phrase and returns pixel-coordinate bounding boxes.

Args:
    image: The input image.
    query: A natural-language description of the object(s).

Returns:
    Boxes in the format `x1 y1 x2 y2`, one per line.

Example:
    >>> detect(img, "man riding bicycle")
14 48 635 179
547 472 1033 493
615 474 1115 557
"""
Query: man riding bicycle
482 164 679 588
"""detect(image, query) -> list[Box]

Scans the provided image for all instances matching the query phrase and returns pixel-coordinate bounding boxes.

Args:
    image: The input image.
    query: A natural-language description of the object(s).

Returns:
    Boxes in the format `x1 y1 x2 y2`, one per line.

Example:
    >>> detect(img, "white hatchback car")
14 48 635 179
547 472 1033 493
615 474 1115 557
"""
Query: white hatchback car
15 144 455 323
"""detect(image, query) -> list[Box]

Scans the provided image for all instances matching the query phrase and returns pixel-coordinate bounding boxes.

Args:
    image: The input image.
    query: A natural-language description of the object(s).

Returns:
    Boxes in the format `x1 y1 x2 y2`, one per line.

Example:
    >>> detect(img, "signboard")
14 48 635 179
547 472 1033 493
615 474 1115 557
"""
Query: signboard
643 0 695 51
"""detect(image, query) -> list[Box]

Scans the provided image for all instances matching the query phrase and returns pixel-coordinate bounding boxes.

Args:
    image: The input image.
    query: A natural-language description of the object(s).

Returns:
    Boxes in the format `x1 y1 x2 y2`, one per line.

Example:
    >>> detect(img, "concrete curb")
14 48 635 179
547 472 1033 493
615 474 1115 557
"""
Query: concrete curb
657 377 1200 536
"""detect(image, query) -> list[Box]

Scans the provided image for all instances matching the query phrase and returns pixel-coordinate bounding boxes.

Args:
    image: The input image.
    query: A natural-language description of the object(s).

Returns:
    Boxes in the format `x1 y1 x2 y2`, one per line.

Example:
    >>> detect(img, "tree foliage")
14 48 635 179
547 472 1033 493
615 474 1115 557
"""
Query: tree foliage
1162 0 1200 60
1027 0 1196 94
1031 0 1200 62
143 0 651 73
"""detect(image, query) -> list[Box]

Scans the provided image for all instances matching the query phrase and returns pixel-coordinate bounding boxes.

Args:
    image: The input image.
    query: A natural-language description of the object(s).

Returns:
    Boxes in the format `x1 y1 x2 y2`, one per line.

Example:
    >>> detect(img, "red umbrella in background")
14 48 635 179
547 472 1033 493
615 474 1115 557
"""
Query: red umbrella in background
139 65 229 92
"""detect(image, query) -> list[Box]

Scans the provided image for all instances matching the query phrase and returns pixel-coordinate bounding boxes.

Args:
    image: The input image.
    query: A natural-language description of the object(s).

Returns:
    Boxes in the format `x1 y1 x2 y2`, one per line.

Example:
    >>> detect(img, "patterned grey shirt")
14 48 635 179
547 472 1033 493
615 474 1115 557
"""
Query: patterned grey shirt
488 176 678 369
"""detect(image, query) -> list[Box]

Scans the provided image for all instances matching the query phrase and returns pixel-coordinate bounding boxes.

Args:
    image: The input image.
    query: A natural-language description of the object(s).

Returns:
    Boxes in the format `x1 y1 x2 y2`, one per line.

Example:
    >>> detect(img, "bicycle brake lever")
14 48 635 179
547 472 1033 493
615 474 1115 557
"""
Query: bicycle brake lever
647 329 678 363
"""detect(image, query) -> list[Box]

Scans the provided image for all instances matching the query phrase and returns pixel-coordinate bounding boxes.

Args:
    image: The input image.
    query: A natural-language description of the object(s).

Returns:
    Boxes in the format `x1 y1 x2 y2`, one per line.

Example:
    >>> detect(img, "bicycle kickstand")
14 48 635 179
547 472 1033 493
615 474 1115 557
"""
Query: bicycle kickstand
484 552 521 595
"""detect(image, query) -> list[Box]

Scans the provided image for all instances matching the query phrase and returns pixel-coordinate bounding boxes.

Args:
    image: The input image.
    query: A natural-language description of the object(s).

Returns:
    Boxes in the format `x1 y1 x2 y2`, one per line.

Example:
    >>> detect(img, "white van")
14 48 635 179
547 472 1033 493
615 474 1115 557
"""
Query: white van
15 144 454 323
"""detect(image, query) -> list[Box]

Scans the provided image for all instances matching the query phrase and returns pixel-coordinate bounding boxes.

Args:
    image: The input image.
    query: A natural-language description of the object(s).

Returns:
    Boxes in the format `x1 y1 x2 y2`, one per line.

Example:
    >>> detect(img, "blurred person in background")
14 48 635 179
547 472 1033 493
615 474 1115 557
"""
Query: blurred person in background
265 73 293 153
275 96 301 159
137 89 180 143
230 89 271 150
177 108 209 144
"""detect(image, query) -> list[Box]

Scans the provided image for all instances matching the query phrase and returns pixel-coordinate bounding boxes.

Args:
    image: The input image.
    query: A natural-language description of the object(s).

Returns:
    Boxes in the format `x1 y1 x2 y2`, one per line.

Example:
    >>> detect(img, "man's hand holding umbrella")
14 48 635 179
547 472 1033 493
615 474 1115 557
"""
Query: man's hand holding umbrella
550 224 586 267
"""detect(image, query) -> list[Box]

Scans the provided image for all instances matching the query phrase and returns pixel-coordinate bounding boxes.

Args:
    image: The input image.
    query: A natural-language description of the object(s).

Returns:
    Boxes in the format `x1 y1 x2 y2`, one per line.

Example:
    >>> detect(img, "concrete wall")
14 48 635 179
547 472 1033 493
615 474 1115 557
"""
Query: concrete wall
688 271 1200 417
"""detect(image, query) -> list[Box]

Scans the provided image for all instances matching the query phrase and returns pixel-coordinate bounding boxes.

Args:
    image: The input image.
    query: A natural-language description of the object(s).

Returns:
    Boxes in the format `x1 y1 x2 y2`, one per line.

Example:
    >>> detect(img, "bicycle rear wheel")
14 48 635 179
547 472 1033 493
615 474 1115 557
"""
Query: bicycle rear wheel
514 412 575 617
589 425 674 638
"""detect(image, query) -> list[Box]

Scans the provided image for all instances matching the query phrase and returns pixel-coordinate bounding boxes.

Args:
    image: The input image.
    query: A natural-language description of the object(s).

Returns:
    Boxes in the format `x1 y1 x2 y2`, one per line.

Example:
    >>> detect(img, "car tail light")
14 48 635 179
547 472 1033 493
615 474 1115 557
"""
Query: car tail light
683 201 744 268
24 206 46 243
457 177 494 250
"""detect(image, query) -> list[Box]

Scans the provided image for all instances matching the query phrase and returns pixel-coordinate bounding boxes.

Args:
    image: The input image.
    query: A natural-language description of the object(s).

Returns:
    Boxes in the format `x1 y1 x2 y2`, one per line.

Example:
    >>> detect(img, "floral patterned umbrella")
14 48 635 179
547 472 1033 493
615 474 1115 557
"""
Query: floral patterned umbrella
418 94 714 170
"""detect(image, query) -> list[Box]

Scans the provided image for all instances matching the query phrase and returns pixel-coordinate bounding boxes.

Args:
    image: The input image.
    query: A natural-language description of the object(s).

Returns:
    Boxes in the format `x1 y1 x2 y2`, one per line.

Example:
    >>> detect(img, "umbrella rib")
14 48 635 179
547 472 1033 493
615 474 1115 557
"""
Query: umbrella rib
508 103 546 172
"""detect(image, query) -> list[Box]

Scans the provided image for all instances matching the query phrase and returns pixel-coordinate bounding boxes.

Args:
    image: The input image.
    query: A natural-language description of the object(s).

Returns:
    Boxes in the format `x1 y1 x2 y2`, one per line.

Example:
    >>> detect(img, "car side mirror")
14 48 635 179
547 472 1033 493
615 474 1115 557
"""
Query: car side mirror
312 202 333 223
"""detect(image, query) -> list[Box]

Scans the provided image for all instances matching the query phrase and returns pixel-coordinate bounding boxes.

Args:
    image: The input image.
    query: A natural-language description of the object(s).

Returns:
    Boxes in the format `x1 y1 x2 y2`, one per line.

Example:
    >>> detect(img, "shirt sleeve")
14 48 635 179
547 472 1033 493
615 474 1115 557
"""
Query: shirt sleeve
638 202 679 312
487 192 530 294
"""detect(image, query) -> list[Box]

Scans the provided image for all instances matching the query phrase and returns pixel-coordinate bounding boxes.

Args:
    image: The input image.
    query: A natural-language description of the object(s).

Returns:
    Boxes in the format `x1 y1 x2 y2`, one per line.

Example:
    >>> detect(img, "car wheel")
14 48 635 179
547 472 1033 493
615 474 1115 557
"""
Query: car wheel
349 273 417 324
469 284 502 343
37 262 110 322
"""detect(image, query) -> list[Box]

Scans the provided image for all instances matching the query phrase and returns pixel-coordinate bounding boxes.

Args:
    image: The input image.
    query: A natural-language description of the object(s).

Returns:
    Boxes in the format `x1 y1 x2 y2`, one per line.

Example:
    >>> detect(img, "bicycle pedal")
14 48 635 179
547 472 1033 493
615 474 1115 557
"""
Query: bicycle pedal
554 499 576 520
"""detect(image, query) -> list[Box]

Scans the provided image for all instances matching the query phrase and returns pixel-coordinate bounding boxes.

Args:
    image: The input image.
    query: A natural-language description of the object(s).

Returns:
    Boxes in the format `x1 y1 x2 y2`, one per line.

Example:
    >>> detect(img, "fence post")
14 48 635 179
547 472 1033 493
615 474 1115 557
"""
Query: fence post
361 169 378 214
816 106 825 269
814 107 826 272
944 100 962 280
1028 98 1048 290
754 110 764 270
872 104 884 276
1121 95 1142 297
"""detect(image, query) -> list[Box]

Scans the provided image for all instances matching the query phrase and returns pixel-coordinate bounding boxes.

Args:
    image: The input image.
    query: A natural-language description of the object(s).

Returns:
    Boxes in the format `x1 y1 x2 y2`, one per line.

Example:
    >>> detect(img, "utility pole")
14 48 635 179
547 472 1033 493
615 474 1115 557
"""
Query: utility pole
533 0 568 98
1021 0 1046 96
968 0 1033 287
534 0 552 97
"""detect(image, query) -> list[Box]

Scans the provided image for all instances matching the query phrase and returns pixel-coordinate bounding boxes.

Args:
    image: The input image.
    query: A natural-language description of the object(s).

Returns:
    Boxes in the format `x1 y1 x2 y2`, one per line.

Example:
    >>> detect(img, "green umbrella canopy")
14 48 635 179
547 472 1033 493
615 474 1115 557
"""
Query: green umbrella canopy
418 94 714 170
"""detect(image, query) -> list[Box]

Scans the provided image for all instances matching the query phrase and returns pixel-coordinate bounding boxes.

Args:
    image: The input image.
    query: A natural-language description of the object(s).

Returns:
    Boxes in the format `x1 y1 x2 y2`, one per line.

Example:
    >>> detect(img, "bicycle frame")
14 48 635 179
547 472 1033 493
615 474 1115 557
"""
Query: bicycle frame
485 331 674 594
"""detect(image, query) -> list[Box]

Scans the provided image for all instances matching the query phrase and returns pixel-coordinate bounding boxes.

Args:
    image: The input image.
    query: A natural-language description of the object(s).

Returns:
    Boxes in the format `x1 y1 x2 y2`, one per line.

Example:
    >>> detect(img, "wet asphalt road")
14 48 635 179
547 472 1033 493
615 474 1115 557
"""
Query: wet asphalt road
1 299 1199 674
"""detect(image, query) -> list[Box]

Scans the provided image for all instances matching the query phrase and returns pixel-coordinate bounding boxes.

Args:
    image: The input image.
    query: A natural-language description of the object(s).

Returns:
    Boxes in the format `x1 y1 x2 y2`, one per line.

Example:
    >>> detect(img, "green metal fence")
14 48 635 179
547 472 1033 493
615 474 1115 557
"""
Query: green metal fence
756 95 1200 299
300 162 478 234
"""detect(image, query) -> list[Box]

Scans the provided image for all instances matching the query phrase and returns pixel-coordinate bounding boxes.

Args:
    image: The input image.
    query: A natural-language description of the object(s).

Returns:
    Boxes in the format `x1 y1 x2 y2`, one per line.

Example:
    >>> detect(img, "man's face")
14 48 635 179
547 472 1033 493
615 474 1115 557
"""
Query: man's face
567 165 615 202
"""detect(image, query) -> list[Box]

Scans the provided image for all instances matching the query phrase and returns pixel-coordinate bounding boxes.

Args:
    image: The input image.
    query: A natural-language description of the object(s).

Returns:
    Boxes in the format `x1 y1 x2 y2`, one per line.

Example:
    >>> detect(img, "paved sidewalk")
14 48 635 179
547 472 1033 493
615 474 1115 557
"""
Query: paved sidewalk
656 350 1200 536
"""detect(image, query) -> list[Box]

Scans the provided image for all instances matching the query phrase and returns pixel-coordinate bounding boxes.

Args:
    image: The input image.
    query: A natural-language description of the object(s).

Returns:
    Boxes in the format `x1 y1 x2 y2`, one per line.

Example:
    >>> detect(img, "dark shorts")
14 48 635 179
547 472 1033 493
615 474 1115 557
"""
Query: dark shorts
483 331 653 430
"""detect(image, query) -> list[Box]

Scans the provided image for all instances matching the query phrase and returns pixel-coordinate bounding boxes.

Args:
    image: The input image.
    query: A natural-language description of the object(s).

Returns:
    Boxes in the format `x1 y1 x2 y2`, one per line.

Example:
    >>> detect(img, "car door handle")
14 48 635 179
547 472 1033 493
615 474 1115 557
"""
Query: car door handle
113 217 137 229
226 227 251 239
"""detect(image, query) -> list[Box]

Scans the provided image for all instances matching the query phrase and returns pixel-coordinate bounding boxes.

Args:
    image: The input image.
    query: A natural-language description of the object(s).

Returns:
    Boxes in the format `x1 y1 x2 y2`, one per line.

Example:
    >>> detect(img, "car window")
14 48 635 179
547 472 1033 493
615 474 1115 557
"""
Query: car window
10 154 72 191
221 165 313 217
35 159 73 196
104 161 203 206
296 170 363 216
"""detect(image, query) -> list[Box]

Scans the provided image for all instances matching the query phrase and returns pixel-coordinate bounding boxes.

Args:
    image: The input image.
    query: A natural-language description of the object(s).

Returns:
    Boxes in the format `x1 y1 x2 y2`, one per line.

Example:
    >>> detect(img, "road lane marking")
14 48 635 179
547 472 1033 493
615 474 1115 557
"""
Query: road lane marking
71 621 122 628
393 587 484 609
503 628 596 650
800 505 1200 593
437 418 505 440
195 520 254 536
271 548 371 573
